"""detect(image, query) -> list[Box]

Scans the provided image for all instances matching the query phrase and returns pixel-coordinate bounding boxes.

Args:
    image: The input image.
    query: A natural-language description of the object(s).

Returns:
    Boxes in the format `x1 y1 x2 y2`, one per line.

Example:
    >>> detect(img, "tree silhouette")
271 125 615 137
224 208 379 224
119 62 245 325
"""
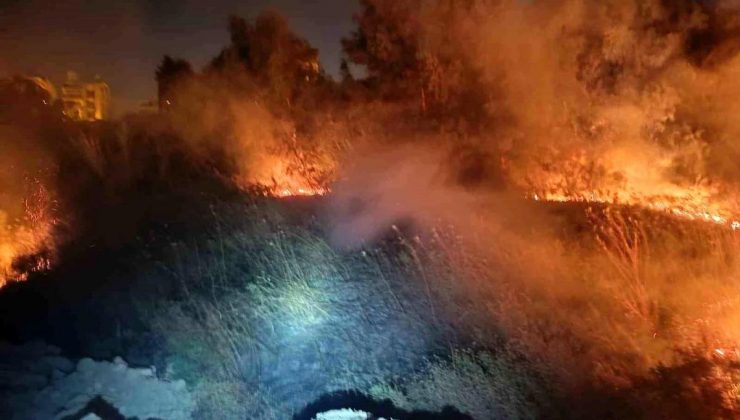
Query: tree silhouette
342 0 489 127
210 11 322 106
342 0 423 99
155 56 194 111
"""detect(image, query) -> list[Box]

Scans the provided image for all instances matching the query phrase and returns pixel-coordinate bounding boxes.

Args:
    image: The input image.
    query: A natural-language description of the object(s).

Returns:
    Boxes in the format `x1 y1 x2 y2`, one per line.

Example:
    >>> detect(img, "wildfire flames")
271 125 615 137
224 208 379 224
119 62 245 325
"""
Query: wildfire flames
269 168 328 198
242 151 332 198
521 147 740 231
532 188 740 231
2 1 740 414
274 187 328 198
256 165 329 198
0 177 57 287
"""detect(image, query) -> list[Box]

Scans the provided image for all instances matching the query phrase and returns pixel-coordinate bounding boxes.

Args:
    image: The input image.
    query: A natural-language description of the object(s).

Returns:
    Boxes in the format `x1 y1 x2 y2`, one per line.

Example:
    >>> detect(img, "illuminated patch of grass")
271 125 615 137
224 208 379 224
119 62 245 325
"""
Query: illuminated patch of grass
146 212 341 415
143 202 438 416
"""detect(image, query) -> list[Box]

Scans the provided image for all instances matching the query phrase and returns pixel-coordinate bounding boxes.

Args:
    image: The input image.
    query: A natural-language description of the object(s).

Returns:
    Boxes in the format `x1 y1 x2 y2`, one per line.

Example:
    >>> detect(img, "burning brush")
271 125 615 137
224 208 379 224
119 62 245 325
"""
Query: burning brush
0 176 57 287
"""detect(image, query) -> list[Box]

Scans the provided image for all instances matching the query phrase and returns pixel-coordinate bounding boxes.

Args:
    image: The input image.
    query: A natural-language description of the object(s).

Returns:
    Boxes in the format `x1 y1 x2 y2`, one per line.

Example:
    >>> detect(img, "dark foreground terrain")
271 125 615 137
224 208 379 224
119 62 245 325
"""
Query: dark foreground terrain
1 188 738 419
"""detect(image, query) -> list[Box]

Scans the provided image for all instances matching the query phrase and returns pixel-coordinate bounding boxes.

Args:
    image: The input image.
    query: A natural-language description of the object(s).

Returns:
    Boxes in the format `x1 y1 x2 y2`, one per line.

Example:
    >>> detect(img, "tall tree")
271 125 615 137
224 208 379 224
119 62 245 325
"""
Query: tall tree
155 56 194 111
342 0 423 99
210 11 323 106
342 0 489 126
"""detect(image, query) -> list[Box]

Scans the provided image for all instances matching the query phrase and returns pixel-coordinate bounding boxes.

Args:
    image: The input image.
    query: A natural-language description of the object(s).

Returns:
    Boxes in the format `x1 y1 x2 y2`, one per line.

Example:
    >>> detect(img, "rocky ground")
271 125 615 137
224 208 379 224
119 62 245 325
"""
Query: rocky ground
0 341 194 419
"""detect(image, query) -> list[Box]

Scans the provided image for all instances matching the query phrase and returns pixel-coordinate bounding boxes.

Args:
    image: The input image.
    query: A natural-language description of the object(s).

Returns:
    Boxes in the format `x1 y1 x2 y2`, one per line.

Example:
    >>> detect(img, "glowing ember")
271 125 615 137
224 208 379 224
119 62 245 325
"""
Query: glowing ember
263 163 329 198
531 190 739 230
238 152 333 199
275 187 328 198
523 148 740 231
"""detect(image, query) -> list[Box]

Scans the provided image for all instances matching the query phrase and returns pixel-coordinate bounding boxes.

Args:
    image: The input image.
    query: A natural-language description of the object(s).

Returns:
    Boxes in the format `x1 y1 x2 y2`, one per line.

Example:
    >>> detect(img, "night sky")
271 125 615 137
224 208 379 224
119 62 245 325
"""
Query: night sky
0 0 359 115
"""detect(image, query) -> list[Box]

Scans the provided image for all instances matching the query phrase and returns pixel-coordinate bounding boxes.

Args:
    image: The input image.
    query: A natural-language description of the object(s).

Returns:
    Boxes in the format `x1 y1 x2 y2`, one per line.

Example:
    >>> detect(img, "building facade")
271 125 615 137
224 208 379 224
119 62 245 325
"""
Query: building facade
61 71 111 121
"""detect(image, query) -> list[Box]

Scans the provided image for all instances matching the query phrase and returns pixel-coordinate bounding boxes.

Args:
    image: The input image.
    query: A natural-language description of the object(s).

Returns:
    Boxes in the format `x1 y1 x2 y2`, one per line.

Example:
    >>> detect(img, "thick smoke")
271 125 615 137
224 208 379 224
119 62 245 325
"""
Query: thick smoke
331 0 740 247
326 0 740 387
0 0 737 392
327 143 467 248
464 0 740 209
164 72 338 194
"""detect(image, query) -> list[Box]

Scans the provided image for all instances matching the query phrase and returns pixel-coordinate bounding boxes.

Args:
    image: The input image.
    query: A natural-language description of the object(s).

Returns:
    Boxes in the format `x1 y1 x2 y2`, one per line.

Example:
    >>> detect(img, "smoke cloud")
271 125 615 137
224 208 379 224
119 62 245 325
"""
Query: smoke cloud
324 0 740 387
330 0 740 247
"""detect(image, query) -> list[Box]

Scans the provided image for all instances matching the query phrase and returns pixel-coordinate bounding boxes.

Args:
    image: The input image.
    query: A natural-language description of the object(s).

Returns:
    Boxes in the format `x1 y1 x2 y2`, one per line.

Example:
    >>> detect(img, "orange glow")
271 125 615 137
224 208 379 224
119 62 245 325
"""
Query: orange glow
275 187 328 198
522 149 740 231
532 190 739 230
237 153 331 198
0 179 57 287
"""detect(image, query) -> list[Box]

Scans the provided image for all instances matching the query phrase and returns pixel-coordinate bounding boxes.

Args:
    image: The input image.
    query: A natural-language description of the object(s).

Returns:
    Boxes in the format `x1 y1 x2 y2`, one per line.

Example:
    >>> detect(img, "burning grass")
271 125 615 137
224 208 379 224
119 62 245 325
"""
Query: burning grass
238 152 332 198
450 205 740 402
130 196 739 418
0 176 57 286
2 0 740 417
526 162 740 232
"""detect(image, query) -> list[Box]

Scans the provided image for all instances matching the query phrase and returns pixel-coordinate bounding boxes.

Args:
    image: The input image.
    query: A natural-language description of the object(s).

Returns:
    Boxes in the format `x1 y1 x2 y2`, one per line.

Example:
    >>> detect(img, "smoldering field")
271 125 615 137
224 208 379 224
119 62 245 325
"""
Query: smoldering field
2 0 740 418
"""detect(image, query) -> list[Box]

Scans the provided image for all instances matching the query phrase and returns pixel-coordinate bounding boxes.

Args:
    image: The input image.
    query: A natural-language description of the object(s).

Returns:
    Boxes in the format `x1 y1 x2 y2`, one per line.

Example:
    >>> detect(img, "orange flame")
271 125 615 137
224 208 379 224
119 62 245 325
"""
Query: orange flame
521 147 739 230
532 190 739 230
236 152 331 198
0 178 57 287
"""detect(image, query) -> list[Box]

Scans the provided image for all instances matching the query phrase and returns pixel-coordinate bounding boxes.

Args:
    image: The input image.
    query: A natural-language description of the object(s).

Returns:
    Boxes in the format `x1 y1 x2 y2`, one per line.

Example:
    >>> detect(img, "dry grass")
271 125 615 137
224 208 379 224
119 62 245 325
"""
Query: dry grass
142 198 740 418
144 205 352 416
143 203 536 417
429 204 740 413
358 199 740 415
370 349 551 419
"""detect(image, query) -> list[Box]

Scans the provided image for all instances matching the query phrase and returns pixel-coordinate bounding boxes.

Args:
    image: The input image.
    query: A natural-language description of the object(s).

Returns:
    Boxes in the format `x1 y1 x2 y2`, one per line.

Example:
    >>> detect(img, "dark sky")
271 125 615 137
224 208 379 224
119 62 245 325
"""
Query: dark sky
0 0 360 115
